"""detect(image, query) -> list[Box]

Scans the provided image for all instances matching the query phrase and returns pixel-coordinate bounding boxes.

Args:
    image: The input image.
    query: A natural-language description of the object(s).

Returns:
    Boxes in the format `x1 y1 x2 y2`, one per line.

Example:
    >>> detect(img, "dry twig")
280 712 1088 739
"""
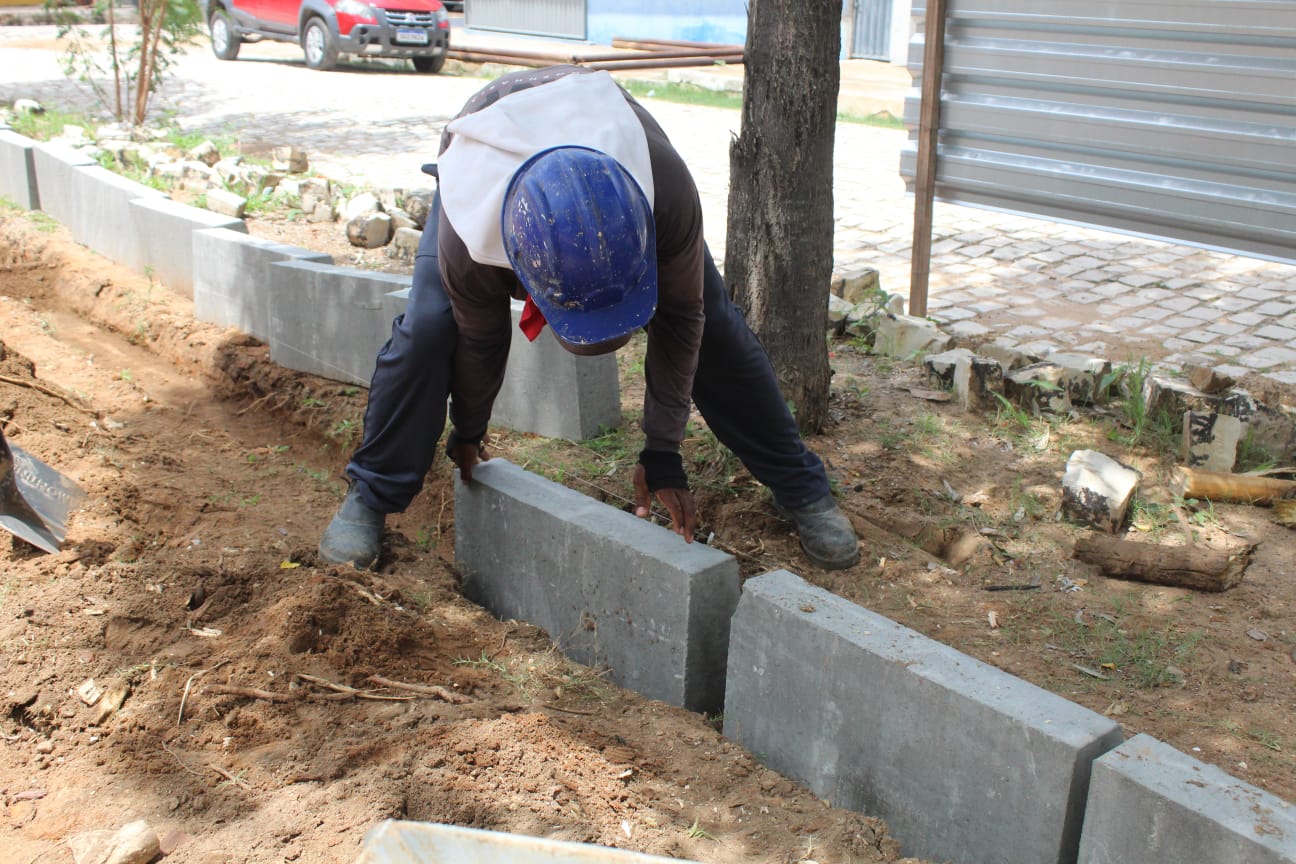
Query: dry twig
0 373 95 414
178 659 230 725
295 672 413 701
367 674 469 704
205 683 299 703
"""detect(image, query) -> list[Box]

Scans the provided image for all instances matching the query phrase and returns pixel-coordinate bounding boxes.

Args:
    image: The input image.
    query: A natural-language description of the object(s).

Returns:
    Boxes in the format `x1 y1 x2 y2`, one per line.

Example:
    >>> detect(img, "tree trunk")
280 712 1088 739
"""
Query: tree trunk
726 0 842 434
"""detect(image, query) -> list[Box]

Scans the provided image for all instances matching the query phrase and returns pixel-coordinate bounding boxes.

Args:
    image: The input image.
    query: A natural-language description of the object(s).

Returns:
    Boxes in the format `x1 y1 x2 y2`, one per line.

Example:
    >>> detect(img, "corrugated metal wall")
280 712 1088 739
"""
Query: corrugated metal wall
900 0 1296 263
466 0 587 40
852 0 895 60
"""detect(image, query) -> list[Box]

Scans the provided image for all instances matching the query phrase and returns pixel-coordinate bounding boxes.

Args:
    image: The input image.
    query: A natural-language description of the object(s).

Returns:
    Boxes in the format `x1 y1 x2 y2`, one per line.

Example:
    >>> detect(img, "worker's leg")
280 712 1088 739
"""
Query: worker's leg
690 247 830 508
691 247 858 569
345 198 455 514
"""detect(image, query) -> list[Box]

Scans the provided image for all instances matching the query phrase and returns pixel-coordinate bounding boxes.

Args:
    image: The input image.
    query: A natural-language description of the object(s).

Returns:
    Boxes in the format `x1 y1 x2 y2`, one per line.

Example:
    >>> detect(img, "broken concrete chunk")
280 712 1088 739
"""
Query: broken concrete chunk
204 188 246 219
186 140 219 167
94 680 130 725
1047 352 1113 405
387 227 422 262
76 678 103 706
1005 363 1072 415
871 313 955 359
403 189 437 229
346 212 393 249
1062 450 1140 534
1220 390 1296 462
1141 375 1219 419
923 348 973 389
833 267 881 304
827 294 855 335
68 819 160 864
271 145 308 173
955 356 1004 412
1183 411 1243 473
1186 364 1236 395
341 191 382 222
976 342 1033 373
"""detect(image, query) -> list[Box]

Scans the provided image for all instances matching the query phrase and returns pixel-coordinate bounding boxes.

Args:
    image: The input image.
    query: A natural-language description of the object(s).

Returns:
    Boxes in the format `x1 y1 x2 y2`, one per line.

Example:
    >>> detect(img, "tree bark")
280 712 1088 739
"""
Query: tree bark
1074 536 1251 592
726 0 842 434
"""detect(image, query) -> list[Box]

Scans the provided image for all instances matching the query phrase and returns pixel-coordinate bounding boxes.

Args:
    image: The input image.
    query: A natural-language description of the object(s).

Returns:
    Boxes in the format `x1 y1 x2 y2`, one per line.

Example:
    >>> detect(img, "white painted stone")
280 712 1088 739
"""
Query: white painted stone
1062 450 1141 533
833 267 881 303
1182 411 1243 473
977 341 1033 372
1142 375 1218 418
1047 352 1113 404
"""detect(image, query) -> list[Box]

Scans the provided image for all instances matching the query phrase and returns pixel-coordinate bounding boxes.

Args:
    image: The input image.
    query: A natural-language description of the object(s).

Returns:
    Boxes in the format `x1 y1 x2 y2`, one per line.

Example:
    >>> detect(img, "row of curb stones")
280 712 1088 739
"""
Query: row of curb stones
6 107 436 264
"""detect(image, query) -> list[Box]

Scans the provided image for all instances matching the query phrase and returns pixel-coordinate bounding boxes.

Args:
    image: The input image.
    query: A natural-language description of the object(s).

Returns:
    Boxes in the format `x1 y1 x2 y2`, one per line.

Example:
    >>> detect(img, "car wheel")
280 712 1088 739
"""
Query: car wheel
302 17 338 70
412 53 445 74
209 8 241 61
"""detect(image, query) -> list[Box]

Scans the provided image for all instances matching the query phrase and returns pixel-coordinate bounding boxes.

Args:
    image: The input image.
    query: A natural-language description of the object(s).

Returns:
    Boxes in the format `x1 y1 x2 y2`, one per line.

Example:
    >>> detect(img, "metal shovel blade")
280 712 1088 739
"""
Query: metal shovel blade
0 428 86 554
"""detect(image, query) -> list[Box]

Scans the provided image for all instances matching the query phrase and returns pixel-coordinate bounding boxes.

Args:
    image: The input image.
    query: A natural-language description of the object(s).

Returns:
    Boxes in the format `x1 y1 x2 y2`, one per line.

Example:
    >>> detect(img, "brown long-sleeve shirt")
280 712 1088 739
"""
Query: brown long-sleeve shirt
437 66 706 454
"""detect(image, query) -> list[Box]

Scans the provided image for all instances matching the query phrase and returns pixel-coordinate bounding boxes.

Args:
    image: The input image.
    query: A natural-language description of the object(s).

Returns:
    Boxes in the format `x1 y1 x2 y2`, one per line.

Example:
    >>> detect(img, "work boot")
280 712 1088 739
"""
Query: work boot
318 484 384 569
775 494 860 570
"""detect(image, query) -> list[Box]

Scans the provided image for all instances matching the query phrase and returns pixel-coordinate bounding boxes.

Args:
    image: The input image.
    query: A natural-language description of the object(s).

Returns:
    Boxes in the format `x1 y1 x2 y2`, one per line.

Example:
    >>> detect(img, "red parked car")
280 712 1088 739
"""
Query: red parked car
202 0 451 72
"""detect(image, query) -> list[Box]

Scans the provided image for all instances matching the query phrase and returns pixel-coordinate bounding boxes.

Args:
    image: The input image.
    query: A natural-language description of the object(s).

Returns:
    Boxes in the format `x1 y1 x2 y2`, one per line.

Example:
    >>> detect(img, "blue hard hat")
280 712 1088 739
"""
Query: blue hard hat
502 146 657 346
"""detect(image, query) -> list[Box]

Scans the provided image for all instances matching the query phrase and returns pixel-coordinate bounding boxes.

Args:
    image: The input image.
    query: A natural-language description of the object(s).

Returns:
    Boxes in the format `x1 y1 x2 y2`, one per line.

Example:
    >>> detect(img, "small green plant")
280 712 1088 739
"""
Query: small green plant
301 395 326 409
685 817 715 841
991 392 1033 432
1236 427 1277 473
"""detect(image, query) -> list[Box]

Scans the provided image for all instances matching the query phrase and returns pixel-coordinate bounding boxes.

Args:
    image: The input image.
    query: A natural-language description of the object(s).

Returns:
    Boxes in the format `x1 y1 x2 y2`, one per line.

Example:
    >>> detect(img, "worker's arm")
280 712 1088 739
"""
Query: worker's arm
440 207 514 482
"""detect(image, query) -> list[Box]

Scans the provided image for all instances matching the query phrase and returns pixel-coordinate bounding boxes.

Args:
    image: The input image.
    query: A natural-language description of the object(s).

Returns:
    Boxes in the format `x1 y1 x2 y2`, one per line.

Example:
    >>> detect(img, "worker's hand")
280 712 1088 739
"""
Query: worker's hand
447 432 489 484
633 463 696 543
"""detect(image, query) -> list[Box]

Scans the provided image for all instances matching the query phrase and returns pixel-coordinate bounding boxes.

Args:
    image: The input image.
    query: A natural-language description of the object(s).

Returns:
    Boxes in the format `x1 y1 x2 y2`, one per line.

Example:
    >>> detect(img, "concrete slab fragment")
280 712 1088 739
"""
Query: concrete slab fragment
356 821 698 863
383 292 620 442
1078 734 1296 864
127 197 246 297
454 459 740 714
724 569 1123 864
0 129 39 210
192 228 332 342
269 260 410 385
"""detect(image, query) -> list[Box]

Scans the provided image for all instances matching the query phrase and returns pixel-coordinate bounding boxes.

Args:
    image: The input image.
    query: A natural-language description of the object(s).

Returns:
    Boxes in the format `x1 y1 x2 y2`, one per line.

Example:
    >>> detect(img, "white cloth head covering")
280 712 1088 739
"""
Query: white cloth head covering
437 71 655 268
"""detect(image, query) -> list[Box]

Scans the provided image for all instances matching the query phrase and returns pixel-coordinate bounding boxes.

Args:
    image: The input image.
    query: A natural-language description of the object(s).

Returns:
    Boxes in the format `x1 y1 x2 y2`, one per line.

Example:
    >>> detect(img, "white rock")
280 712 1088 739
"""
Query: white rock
871 312 955 359
187 140 220 166
923 347 973 388
67 819 160 864
14 98 44 115
341 191 382 222
387 226 422 261
1061 450 1140 533
272 145 308 173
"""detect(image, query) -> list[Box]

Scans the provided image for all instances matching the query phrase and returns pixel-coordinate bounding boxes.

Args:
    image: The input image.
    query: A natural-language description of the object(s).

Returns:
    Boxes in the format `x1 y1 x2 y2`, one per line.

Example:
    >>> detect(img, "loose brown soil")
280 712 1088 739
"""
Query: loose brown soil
0 204 1293 864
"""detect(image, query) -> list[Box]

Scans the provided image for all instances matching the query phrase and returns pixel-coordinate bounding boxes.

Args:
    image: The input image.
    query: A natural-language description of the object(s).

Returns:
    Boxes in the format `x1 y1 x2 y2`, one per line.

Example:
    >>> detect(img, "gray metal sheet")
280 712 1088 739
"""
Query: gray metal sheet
902 0 1296 263
465 0 586 39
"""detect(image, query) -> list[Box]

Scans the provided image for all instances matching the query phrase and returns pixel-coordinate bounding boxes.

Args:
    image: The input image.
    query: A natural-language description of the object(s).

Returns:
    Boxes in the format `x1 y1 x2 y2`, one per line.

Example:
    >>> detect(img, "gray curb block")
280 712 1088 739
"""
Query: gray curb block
1079 734 1296 864
454 458 740 715
725 568 1123 864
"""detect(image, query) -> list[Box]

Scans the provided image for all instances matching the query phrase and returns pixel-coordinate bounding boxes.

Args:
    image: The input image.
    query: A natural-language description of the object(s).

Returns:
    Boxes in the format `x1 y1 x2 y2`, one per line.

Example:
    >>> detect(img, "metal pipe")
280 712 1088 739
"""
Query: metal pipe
612 37 742 52
571 47 745 63
584 55 744 71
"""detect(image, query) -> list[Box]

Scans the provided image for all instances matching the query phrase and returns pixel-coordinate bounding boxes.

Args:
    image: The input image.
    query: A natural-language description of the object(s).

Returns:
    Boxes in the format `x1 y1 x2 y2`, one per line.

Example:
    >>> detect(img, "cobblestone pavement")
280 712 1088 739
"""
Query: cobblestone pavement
2 24 1294 386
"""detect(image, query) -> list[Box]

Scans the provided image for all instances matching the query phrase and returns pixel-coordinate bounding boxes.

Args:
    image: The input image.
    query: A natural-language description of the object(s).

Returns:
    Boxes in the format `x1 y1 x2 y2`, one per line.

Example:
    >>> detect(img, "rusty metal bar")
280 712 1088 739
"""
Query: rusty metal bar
611 37 744 52
584 55 743 71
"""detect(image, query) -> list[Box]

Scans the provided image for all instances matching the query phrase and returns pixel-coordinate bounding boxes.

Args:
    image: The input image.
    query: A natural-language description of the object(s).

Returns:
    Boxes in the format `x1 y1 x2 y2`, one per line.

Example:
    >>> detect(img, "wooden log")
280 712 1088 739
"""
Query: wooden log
1171 466 1296 505
1074 535 1251 592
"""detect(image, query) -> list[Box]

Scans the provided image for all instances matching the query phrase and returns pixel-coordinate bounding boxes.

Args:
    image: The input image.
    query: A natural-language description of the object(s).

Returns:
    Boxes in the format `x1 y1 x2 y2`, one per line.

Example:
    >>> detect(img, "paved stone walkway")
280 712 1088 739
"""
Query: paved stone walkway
2 22 1293 386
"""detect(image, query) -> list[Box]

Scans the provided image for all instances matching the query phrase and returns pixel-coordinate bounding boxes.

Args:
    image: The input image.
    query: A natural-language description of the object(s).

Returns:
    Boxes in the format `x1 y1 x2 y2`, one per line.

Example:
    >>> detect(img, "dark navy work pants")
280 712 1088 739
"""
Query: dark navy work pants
346 196 830 514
